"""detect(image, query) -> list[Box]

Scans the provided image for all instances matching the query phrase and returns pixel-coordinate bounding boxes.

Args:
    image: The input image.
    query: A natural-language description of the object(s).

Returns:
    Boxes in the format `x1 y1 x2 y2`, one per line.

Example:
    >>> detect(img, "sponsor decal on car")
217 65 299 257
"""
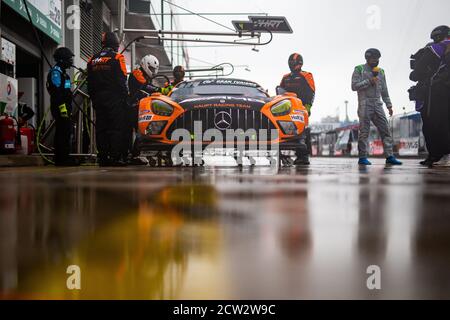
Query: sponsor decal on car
139 109 153 115
179 96 265 109
139 114 153 122
180 96 265 104
198 79 259 87
290 114 304 123
193 103 252 109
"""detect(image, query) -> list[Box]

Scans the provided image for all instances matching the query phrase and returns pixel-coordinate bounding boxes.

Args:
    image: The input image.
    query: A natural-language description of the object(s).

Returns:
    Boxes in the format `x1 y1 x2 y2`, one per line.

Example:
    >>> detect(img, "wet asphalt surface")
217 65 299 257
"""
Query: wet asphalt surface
1 158 450 299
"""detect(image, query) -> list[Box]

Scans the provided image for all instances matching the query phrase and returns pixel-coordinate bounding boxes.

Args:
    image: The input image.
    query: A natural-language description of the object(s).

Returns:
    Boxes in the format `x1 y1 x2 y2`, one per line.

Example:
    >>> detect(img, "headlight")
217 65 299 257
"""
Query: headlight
271 100 292 116
151 100 174 116
146 121 167 135
278 121 297 135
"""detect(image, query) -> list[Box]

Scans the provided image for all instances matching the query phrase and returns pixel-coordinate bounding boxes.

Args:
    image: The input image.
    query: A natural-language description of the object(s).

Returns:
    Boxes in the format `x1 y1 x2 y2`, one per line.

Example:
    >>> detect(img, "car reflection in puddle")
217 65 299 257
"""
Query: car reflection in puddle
1 183 230 299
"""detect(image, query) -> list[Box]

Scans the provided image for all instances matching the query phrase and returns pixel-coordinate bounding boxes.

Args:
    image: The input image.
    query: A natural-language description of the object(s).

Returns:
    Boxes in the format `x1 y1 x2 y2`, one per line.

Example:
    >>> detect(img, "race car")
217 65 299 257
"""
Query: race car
137 78 309 165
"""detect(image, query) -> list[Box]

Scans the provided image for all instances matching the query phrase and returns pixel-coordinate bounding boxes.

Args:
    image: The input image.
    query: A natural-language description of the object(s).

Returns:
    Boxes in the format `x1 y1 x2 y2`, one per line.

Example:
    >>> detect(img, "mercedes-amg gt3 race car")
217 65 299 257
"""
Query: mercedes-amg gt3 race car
137 78 309 165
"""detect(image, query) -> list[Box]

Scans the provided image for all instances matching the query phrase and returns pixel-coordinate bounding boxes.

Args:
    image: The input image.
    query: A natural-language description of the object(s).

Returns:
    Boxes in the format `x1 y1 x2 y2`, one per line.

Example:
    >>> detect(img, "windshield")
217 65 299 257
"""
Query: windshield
170 79 269 99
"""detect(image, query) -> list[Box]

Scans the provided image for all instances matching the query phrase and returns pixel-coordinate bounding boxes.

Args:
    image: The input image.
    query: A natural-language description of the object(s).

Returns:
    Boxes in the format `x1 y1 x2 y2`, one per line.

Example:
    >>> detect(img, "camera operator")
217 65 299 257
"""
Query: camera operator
409 25 450 166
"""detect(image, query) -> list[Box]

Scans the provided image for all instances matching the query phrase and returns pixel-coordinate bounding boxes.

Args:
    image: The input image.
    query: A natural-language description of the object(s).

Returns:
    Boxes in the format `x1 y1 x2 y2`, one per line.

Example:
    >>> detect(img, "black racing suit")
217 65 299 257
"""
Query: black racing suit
46 64 73 164
280 71 316 161
127 68 161 157
410 39 450 159
87 47 129 163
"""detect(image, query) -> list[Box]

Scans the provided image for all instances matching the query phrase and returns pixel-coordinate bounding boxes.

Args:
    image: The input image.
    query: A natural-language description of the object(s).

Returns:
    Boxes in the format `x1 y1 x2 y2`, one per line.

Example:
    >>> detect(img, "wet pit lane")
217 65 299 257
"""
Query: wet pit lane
1 158 450 299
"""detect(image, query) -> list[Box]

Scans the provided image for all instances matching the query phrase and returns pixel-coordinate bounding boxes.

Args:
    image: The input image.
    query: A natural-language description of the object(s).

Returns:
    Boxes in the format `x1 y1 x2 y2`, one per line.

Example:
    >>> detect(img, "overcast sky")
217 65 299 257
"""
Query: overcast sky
172 0 449 122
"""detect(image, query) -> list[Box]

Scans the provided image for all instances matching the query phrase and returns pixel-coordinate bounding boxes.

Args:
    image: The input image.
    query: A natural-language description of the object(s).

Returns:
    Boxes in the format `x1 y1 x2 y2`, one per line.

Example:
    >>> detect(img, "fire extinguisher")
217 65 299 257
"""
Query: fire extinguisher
0 114 18 154
19 126 36 155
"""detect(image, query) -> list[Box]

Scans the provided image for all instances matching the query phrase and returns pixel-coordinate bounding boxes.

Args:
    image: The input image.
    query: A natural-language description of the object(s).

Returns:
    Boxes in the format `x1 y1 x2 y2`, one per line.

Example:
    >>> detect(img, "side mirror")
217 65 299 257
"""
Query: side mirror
275 86 287 95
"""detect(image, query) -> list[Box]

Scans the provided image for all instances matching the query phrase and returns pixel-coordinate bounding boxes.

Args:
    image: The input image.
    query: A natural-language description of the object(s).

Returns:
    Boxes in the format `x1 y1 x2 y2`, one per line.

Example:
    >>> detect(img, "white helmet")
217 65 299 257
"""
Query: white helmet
140 54 159 78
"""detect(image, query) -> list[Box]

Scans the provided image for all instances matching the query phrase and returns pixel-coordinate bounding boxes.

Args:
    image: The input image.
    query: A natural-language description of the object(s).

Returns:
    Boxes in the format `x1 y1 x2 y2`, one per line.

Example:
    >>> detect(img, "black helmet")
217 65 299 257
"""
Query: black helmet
288 53 303 72
54 47 74 61
430 25 450 43
102 32 120 51
53 47 74 68
365 48 381 60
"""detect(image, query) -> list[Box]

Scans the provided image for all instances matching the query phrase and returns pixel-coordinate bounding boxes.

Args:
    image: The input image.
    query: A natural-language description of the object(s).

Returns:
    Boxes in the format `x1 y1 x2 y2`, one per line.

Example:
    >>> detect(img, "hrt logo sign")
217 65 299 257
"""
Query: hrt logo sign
232 16 293 34
249 16 292 33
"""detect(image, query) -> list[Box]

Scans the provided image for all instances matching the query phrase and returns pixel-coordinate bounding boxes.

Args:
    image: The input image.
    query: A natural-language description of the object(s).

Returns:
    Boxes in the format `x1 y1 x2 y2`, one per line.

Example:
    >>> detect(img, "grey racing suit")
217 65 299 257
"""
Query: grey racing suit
351 63 394 158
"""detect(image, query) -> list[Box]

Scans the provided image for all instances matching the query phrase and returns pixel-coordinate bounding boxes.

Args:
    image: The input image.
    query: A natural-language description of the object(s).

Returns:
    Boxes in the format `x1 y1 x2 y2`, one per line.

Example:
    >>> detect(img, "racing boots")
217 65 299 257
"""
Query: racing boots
358 157 372 165
420 156 438 167
386 156 402 165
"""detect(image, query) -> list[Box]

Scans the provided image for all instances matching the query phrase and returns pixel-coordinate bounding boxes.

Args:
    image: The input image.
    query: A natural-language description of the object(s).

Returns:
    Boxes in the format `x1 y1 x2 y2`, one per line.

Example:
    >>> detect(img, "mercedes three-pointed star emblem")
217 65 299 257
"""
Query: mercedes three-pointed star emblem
214 111 233 130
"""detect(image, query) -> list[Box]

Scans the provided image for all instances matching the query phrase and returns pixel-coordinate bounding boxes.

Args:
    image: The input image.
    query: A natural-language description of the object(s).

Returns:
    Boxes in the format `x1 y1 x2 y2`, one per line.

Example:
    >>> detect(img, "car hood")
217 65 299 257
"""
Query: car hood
173 95 271 111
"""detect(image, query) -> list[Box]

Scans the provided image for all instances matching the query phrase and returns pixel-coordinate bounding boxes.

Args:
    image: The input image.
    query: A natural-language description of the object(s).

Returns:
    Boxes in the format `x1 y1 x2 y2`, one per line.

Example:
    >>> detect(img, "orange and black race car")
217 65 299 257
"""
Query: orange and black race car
136 78 309 157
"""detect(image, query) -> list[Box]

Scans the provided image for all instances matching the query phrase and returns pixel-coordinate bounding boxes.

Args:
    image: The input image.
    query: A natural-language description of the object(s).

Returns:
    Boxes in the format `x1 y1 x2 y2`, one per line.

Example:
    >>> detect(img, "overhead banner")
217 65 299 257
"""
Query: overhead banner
3 0 62 43
232 16 293 34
